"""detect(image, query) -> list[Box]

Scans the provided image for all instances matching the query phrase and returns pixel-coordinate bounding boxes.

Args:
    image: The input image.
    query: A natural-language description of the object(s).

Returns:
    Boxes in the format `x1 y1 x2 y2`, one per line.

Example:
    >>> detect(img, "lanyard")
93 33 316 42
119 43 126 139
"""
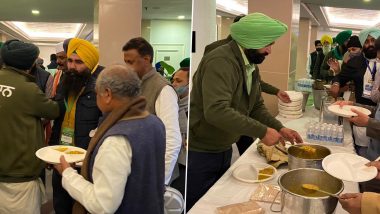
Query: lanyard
366 60 377 81
63 87 85 113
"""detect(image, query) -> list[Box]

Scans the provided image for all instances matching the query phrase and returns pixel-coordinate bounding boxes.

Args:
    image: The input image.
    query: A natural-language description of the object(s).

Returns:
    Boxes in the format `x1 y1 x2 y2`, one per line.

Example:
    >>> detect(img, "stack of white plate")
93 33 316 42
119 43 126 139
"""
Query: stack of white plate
278 91 303 119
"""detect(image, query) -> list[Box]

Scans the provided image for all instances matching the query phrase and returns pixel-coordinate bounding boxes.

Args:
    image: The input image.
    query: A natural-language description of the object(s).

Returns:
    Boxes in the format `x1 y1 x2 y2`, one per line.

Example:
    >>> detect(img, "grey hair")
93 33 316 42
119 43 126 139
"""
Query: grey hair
96 64 141 98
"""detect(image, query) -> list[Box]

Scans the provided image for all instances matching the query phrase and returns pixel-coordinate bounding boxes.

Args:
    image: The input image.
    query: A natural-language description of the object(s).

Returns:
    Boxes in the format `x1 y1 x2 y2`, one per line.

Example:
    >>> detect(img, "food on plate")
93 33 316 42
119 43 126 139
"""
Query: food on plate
257 167 275 180
65 150 84 155
259 167 275 175
258 174 271 180
54 147 68 152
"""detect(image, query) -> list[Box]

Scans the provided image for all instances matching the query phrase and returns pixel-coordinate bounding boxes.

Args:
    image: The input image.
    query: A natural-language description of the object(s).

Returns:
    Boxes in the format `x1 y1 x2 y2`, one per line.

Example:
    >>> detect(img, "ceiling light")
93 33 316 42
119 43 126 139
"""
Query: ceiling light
1 21 84 41
323 6 380 29
363 0 371 2
177 15 185 19
217 15 221 18
31 10 40 15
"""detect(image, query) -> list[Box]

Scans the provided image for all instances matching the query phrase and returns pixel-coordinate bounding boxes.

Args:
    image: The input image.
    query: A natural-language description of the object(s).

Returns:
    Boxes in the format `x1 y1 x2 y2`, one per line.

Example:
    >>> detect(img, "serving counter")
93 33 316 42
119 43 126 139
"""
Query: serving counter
188 107 358 214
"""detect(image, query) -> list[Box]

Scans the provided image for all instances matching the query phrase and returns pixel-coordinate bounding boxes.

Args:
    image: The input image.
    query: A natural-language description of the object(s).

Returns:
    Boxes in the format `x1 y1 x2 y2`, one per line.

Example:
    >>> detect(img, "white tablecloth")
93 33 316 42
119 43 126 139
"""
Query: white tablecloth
188 107 359 214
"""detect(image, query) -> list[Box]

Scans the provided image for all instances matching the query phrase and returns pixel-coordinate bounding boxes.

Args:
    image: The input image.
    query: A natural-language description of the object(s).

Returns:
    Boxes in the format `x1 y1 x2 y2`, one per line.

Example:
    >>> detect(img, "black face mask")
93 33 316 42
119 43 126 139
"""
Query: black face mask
363 45 377 59
244 49 268 64
62 68 91 96
316 47 323 52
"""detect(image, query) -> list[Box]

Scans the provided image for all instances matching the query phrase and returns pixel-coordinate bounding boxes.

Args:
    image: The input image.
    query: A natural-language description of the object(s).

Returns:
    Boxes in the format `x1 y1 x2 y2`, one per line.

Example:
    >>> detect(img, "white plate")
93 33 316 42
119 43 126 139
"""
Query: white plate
279 108 303 115
328 105 371 118
278 104 302 111
279 113 303 119
232 163 277 183
285 91 303 101
36 145 87 164
322 153 377 182
279 100 302 107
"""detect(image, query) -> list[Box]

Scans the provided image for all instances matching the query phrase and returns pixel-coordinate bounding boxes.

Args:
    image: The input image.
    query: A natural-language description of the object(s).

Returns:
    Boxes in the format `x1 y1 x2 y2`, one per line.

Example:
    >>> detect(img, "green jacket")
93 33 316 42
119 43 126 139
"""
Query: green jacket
204 36 280 95
0 67 59 182
190 40 284 152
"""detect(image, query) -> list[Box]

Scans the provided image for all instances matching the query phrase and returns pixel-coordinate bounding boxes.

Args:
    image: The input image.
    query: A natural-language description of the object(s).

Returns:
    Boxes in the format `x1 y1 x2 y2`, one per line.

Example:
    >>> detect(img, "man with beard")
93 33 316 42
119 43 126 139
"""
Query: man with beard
49 38 104 214
331 29 380 159
320 30 352 82
186 13 303 211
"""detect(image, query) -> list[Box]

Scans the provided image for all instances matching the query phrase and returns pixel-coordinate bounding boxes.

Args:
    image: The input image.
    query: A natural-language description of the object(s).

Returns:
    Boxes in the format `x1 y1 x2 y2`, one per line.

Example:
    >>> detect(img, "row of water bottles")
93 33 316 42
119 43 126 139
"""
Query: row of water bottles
296 78 314 92
306 122 344 145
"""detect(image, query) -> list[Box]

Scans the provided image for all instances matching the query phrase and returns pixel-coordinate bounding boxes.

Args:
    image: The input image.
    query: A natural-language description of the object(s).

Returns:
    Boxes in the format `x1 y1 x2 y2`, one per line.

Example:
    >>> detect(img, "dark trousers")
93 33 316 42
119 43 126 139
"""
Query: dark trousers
186 149 232 212
171 164 186 197
236 135 255 155
52 169 75 214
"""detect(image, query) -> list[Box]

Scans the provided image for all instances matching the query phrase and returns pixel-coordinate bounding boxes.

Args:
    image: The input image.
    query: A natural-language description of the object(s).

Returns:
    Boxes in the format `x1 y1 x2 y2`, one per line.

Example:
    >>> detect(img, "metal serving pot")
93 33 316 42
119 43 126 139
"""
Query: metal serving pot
288 144 331 170
271 168 344 214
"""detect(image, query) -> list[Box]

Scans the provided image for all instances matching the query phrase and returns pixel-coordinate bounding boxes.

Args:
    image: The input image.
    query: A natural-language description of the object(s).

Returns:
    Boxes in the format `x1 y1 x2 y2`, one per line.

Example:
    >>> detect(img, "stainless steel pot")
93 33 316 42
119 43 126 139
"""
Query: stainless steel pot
288 144 331 170
271 168 344 214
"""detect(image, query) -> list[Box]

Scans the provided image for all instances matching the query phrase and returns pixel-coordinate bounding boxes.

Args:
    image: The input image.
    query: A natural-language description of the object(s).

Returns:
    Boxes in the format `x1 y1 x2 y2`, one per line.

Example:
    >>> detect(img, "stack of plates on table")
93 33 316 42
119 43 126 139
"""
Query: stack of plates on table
278 91 303 119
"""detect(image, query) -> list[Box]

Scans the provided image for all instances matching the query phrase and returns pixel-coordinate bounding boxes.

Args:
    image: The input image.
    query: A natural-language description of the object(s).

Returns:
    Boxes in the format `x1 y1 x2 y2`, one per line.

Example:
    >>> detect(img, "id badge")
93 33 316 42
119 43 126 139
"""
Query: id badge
362 83 373 99
60 127 74 145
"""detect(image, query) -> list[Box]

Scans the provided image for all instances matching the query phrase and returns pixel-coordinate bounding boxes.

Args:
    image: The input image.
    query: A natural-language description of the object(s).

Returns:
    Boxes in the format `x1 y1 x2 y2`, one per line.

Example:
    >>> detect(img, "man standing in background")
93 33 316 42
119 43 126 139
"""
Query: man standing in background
170 67 189 196
123 37 182 185
306 40 323 79
320 30 352 82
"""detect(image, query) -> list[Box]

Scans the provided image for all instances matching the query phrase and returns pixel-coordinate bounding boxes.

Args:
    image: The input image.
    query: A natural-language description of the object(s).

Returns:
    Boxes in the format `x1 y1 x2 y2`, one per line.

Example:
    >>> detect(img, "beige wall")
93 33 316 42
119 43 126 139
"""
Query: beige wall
309 25 318 53
141 19 151 41
98 0 142 66
248 0 300 115
295 18 311 80
220 17 233 39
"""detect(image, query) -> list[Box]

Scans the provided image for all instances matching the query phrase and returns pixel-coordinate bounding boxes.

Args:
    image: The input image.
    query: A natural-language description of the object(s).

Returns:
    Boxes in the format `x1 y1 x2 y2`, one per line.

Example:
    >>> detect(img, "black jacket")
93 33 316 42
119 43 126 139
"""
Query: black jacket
49 65 104 149
332 56 376 106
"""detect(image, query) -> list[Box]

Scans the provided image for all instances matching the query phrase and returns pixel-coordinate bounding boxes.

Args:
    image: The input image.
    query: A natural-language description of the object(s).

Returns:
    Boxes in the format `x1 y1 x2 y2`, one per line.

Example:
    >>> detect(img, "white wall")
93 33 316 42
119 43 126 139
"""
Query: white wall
35 44 56 69
148 19 191 69
316 30 338 40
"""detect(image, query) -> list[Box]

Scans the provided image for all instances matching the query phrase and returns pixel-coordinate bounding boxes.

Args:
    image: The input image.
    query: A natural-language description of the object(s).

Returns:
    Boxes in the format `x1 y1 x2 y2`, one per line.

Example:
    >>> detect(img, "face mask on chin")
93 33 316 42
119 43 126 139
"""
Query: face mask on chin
244 49 267 64
175 85 189 97
349 51 362 58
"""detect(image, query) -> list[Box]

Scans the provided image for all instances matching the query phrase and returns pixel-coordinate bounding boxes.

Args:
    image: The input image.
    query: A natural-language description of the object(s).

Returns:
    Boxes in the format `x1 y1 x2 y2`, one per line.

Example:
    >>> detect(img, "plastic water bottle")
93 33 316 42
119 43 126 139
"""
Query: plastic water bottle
320 125 327 143
326 126 332 143
314 124 321 142
332 127 338 144
337 127 344 144
307 124 314 141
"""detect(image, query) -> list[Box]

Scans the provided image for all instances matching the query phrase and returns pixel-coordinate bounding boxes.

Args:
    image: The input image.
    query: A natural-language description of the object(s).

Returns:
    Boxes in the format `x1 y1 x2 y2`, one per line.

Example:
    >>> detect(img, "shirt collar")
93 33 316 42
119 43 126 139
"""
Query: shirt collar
237 44 250 67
